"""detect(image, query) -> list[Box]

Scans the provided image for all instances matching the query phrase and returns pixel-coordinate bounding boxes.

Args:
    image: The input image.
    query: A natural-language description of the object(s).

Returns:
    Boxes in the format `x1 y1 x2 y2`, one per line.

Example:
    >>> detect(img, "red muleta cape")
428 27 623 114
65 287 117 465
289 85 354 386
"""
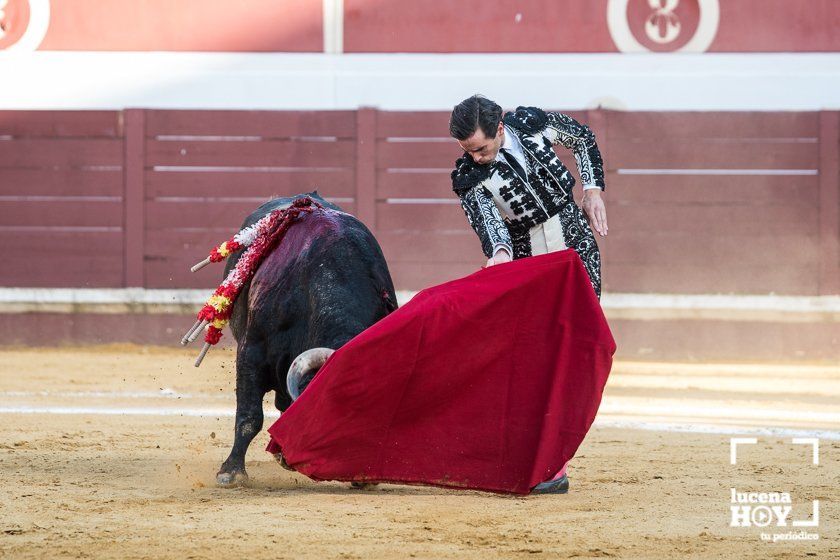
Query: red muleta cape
266 248 616 494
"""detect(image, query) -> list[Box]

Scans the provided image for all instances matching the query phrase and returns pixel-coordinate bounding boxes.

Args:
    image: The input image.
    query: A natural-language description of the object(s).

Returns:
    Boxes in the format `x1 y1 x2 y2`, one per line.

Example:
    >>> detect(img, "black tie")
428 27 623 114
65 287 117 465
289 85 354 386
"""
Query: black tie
500 148 528 181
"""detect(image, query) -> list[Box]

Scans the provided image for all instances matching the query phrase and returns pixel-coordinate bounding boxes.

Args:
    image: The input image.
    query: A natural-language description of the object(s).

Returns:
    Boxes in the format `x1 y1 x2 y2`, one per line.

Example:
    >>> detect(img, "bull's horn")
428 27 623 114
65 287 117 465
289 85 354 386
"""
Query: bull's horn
286 347 334 401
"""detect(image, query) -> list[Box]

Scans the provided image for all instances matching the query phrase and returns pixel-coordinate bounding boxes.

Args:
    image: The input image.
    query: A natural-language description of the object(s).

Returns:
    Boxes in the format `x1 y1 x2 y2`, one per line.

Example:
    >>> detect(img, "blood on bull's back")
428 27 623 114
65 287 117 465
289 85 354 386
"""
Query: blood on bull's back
215 191 398 486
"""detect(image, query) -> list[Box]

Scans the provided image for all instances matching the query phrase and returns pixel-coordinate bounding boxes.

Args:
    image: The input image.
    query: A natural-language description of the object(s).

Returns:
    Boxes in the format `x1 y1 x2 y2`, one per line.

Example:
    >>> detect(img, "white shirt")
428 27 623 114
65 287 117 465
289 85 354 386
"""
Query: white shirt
494 124 528 177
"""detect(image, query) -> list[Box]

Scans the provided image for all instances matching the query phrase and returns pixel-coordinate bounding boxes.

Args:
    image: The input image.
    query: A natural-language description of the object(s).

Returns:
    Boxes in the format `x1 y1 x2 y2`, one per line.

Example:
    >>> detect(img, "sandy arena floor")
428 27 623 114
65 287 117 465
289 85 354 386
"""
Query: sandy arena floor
1 345 837 559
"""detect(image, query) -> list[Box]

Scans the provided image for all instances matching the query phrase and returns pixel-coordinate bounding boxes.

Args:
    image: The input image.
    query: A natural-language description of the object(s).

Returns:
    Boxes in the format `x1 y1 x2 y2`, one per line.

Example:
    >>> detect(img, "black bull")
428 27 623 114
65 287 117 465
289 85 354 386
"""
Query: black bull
215 191 398 485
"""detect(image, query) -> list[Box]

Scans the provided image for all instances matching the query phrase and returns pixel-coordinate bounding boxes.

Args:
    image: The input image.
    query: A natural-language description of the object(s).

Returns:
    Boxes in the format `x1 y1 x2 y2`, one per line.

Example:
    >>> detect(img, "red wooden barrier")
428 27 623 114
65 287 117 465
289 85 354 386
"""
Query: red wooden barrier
598 110 824 295
818 112 840 294
141 109 357 288
124 109 145 287
0 108 837 296
0 111 124 287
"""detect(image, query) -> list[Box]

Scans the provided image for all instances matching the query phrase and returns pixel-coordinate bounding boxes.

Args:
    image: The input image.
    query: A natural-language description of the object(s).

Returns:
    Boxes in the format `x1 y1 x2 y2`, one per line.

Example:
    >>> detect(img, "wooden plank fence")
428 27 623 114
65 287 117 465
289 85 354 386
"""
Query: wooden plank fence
1 108 837 295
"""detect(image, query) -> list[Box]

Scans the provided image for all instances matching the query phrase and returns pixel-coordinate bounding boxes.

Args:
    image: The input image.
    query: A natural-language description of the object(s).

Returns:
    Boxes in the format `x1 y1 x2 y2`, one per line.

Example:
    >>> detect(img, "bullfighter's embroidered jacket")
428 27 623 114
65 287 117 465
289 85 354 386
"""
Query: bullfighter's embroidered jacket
451 106 606 297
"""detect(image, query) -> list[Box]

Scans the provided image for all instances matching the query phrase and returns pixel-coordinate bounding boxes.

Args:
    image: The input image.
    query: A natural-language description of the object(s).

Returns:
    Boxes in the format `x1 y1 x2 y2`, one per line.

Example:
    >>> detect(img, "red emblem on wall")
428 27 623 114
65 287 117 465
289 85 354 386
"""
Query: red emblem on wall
0 0 49 51
607 0 719 53
0 0 31 50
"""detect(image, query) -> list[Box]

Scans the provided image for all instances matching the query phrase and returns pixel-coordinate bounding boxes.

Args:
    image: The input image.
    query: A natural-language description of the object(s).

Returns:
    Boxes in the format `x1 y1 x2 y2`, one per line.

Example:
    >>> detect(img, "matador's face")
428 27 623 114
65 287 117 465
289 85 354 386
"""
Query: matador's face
457 121 504 165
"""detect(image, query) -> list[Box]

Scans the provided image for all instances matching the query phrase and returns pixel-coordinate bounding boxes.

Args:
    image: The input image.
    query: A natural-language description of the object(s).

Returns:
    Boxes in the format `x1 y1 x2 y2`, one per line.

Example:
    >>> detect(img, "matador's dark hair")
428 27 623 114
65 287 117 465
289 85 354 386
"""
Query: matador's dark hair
449 94 503 141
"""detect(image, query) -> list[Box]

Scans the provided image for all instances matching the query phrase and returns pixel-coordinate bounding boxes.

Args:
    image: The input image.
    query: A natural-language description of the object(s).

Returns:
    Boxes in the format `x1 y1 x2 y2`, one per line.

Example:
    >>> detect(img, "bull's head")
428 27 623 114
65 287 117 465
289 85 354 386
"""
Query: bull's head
286 347 335 401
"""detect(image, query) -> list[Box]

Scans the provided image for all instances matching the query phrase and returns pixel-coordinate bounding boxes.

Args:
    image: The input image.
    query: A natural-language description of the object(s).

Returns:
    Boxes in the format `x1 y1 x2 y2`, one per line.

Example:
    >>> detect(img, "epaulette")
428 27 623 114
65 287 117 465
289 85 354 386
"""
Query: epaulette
502 106 548 135
451 153 492 196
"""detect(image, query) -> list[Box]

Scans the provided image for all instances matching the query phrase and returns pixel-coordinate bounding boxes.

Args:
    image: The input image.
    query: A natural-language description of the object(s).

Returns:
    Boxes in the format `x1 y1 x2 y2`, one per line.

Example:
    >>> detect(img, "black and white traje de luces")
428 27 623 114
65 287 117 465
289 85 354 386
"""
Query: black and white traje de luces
451 106 606 297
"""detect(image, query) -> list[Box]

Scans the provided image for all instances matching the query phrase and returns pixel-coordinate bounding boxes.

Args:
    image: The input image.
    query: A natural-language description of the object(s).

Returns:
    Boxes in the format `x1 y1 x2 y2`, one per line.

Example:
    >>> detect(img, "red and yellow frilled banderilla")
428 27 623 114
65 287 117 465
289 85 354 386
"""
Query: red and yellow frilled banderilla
181 197 323 367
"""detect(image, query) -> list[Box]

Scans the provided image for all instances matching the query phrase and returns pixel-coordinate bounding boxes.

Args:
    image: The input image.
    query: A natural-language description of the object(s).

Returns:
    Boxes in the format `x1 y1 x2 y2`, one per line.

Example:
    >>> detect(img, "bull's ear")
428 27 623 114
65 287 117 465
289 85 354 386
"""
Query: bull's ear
383 290 398 313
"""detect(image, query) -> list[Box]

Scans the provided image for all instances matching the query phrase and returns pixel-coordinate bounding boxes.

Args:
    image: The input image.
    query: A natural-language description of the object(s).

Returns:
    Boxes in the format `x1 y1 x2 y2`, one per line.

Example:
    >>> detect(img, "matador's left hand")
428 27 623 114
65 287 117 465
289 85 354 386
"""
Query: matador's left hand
582 190 608 237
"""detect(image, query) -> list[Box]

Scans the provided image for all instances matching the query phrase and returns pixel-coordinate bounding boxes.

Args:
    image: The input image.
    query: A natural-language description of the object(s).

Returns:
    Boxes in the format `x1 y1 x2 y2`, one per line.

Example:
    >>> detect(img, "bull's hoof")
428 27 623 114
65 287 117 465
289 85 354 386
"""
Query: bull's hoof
273 453 295 472
216 470 249 487
349 481 379 490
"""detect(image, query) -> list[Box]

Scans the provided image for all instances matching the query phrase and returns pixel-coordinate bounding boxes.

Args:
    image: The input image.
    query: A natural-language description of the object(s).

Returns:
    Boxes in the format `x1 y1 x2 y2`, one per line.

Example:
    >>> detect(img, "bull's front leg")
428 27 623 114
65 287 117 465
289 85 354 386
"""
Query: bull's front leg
217 343 265 486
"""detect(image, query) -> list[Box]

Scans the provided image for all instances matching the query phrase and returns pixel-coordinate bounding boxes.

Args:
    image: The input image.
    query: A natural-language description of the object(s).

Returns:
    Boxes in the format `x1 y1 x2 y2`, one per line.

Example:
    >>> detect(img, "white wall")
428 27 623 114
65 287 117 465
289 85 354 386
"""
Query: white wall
1 52 840 111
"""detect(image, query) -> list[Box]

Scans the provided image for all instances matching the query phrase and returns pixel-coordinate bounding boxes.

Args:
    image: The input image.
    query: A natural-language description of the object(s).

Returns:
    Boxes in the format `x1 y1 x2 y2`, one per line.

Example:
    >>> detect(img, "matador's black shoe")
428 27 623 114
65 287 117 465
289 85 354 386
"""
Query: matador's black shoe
530 474 569 495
